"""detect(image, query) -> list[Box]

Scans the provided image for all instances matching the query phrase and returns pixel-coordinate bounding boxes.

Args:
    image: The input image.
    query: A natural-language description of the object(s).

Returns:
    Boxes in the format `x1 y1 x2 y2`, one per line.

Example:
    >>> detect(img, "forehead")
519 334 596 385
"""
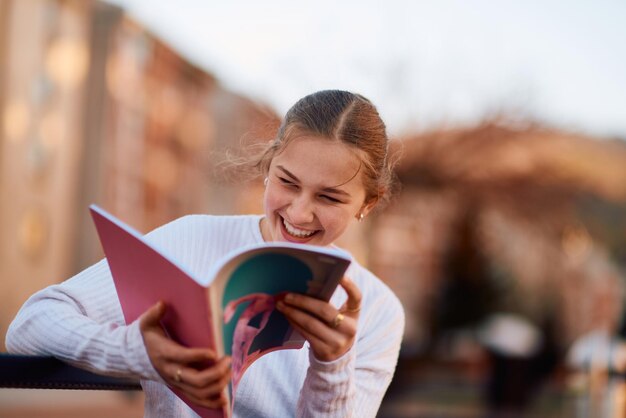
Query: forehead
270 136 364 189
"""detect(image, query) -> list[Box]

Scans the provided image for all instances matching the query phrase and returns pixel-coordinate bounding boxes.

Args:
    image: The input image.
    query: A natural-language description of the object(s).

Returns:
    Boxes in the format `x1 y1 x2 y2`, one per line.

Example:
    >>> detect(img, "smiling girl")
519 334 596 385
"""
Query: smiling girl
7 90 405 417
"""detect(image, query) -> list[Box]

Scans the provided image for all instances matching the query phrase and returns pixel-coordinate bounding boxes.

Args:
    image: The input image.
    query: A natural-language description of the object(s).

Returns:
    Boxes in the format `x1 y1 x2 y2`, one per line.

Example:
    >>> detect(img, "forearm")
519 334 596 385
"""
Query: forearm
295 293 404 417
296 348 356 418
5 262 161 382
7 306 155 380
296 347 397 418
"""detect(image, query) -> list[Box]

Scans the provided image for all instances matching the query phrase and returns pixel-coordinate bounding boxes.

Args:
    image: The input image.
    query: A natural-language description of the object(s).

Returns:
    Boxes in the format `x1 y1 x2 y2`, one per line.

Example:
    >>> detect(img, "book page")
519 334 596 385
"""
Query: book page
209 245 350 398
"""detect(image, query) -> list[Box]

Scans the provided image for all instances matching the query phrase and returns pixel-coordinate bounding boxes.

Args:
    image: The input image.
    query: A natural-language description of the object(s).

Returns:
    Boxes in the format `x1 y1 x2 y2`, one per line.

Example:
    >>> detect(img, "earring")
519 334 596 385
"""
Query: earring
264 177 268 187
357 213 364 222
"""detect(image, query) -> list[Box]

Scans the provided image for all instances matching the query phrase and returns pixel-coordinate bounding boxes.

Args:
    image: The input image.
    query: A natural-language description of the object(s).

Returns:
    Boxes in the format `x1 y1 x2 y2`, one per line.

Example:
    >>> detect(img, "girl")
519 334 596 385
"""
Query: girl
7 90 405 417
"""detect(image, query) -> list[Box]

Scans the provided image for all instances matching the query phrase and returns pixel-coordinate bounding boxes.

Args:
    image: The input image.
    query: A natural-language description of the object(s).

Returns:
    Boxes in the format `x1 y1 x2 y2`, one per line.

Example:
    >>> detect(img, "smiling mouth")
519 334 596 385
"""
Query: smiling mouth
281 217 317 238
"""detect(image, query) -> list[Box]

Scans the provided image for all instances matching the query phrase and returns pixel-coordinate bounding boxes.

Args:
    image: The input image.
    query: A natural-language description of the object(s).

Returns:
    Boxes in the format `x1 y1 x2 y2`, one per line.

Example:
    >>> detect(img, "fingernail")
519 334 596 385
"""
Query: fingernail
276 301 284 311
284 293 293 302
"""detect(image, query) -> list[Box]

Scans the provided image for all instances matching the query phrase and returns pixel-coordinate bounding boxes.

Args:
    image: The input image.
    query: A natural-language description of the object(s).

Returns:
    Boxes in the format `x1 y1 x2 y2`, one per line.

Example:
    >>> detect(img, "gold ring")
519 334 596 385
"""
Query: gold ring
332 313 345 328
174 368 182 383
344 305 361 313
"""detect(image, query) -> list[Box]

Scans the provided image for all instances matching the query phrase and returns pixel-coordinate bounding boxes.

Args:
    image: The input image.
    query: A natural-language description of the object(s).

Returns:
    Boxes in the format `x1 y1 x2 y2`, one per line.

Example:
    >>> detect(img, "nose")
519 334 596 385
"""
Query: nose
286 194 315 225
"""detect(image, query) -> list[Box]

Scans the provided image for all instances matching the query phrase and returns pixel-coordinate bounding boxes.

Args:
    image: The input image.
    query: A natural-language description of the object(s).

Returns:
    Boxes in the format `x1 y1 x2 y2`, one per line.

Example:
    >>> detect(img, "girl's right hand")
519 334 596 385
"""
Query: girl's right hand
139 301 232 409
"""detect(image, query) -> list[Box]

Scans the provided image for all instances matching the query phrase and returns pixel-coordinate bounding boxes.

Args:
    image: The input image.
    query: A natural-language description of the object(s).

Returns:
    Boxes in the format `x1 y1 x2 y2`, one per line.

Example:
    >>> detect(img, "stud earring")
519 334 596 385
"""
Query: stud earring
357 213 364 222
264 177 268 187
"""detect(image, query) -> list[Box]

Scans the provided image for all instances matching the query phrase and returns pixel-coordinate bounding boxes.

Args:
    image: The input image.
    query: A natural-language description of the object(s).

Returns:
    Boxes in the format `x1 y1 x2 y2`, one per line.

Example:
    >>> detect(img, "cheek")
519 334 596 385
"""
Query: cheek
263 186 286 214
318 207 353 231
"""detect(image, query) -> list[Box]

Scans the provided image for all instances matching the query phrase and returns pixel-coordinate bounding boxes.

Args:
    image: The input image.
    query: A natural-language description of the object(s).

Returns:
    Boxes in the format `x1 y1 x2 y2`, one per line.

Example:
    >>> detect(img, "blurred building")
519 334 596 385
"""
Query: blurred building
0 0 279 356
375 122 626 417
372 122 626 356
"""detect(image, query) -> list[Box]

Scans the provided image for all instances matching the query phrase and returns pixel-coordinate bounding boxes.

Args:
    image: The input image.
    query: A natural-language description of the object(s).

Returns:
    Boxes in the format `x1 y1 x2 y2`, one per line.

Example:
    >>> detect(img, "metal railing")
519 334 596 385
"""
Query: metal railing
0 353 141 391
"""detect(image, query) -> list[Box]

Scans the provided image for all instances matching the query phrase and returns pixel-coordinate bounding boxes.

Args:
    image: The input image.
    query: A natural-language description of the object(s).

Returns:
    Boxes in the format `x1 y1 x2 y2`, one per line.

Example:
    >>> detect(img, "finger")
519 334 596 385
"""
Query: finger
182 389 228 409
278 301 356 340
178 369 231 401
139 301 166 332
144 331 215 367
284 312 352 362
175 364 231 402
339 277 362 316
282 293 338 324
288 317 331 348
139 302 218 365
168 346 218 366
180 356 232 388
195 367 232 399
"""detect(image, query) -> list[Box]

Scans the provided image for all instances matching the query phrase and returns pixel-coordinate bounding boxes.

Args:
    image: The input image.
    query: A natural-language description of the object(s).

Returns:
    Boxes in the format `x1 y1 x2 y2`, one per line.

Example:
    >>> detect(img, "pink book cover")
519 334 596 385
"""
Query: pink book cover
90 205 226 418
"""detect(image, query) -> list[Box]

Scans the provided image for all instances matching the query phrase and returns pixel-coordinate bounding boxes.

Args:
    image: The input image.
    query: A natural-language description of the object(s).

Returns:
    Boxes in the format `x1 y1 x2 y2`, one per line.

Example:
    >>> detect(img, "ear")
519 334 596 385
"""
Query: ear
358 196 379 219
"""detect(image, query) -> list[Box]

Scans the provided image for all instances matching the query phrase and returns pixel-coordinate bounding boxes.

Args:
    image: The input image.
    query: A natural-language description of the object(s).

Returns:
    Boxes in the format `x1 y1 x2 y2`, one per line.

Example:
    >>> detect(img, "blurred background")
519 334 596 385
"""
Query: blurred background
1 0 625 417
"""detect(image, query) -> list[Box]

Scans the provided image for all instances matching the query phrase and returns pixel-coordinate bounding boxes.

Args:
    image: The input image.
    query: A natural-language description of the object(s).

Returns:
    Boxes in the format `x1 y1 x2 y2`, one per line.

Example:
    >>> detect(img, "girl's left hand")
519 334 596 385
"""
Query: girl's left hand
276 276 362 362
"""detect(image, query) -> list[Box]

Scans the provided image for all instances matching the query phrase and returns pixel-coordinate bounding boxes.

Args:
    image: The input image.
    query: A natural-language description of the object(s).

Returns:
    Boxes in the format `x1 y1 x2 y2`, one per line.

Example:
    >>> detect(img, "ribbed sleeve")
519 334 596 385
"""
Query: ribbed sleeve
297 348 356 417
3 214 230 381
6 259 161 381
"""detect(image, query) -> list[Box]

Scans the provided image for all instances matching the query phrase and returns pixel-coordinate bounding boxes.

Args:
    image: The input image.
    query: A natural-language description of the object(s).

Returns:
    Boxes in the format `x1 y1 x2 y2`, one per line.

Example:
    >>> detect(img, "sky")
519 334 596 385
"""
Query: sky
105 0 626 139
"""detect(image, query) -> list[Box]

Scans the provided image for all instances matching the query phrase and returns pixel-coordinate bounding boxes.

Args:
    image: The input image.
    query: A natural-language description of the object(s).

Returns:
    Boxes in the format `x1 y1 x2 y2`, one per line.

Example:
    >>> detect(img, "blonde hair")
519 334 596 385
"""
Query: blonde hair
254 90 397 208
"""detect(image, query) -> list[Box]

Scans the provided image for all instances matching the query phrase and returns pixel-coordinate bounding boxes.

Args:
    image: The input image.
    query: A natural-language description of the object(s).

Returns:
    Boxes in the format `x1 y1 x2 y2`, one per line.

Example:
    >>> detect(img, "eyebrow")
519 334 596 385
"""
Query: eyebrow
277 166 351 197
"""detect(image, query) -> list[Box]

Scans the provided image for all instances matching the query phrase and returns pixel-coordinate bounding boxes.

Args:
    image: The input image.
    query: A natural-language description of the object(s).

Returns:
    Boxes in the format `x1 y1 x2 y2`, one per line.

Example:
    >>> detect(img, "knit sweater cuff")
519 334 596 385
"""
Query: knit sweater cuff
297 345 357 417
308 344 356 372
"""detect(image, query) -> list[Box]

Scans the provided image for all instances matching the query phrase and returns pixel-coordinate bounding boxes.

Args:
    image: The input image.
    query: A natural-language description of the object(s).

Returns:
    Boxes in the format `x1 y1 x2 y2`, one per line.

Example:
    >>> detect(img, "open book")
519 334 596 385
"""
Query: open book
89 205 352 418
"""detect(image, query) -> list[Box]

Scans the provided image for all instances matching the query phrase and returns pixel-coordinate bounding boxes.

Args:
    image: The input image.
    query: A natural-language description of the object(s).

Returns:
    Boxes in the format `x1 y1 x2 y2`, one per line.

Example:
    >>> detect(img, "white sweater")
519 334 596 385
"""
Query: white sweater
6 214 404 418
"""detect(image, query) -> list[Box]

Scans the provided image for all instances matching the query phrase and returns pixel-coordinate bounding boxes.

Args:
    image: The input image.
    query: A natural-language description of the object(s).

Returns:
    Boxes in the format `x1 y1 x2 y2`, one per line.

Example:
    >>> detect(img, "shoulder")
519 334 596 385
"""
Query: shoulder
145 214 262 243
148 213 261 233
144 214 263 258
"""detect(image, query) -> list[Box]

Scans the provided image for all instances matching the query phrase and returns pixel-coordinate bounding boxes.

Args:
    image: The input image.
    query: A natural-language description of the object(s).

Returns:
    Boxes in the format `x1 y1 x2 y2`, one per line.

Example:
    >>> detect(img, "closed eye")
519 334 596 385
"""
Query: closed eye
320 195 343 204
278 176 298 188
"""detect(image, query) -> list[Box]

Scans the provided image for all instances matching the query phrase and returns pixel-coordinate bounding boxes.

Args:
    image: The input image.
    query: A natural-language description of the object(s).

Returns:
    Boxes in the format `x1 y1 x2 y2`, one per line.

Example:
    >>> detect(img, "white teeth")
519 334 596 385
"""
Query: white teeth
283 218 315 238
